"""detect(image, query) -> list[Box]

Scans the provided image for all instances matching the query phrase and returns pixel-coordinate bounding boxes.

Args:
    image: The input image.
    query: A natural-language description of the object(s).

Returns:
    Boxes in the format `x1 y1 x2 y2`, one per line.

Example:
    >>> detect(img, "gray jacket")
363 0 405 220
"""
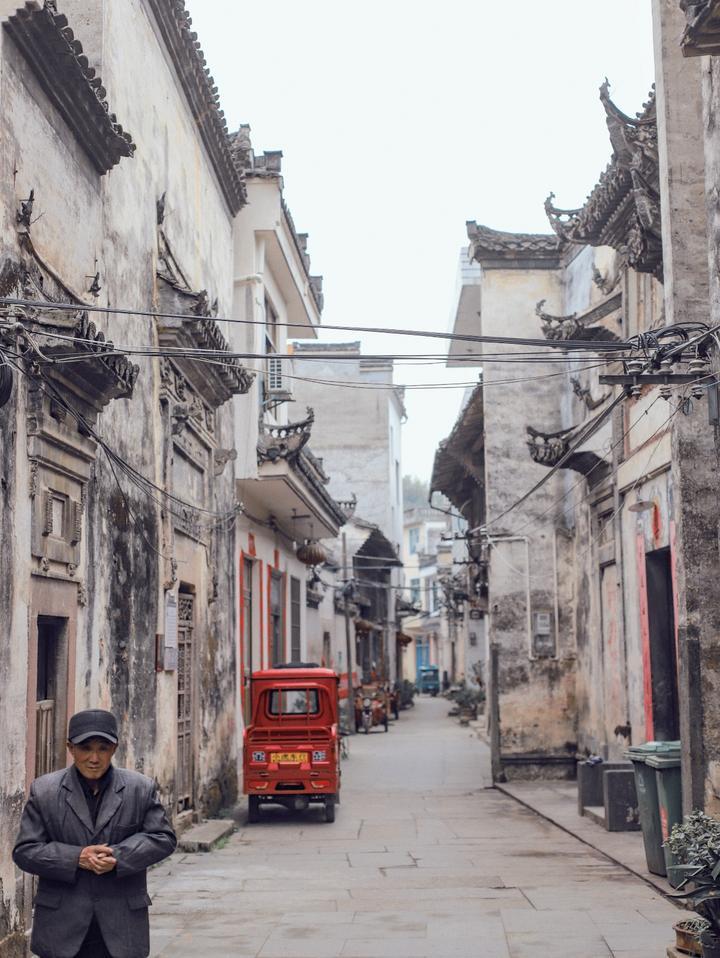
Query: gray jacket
13 765 177 958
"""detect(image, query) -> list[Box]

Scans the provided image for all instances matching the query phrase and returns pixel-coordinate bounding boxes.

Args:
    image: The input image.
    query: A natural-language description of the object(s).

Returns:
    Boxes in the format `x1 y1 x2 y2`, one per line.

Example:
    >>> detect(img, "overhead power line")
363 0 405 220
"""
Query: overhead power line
0 294 629 352
1 319 621 366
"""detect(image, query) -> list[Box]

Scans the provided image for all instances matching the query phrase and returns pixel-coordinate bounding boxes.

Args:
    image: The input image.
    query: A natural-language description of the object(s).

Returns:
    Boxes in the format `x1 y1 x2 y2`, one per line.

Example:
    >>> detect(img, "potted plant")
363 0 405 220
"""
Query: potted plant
665 811 720 957
454 687 485 724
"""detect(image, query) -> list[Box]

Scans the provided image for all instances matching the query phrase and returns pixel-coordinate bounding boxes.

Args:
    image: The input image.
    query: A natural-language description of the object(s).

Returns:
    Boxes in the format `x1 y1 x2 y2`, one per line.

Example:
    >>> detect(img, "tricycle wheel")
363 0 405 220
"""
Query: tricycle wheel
383 716 389 732
247 795 260 823
324 798 336 823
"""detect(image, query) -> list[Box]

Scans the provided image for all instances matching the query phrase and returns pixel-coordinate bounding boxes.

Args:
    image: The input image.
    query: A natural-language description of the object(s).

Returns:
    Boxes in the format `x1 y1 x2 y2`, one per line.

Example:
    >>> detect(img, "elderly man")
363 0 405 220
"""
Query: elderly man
13 709 177 958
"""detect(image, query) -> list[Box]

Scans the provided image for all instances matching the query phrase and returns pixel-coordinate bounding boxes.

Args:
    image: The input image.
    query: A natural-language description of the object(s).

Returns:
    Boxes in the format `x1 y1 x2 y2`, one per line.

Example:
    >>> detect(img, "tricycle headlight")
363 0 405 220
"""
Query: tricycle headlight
312 750 327 762
251 750 266 763
363 698 372 708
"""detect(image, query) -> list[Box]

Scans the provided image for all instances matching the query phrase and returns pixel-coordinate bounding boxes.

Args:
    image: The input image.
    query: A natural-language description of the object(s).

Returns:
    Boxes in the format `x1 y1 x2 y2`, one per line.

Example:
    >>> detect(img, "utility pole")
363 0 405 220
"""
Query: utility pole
342 532 354 731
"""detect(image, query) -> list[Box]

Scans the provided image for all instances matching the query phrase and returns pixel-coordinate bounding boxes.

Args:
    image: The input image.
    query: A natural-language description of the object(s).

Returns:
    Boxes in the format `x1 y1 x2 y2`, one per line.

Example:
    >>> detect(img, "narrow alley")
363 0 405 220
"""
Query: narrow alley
147 700 679 958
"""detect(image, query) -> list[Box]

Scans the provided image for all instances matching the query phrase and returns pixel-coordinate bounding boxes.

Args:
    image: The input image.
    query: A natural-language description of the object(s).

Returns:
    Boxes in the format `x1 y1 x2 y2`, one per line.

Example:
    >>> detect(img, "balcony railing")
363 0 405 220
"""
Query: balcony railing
35 699 55 778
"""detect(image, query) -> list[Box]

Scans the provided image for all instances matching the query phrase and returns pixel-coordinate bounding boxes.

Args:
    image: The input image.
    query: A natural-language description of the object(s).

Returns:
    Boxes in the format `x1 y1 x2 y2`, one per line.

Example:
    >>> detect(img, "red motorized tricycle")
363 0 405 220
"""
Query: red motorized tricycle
243 664 340 823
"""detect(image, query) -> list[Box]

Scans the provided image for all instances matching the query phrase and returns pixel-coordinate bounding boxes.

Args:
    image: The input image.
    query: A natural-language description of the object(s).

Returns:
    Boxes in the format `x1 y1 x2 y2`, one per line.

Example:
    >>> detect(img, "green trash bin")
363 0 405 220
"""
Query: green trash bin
646 742 682 885
626 742 679 876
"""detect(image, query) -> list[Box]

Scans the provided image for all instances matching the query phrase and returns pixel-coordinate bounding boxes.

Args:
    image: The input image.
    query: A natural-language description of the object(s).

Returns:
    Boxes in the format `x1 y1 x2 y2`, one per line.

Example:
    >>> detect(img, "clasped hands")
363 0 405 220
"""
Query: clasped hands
78 844 117 875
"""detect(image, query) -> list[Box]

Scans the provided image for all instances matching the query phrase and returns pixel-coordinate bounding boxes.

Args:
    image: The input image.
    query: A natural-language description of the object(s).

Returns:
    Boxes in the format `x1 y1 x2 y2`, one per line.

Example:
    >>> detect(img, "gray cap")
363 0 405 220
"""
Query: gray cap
67 709 118 745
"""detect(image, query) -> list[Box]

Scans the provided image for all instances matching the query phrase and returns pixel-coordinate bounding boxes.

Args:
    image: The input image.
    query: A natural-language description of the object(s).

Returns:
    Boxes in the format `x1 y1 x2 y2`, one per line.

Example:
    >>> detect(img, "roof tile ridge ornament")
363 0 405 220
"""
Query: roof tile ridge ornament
4 2 135 173
466 221 560 254
535 298 578 341
154 212 254 398
145 0 246 214
535 298 622 344
258 407 315 462
337 494 357 521
73 312 139 396
545 80 662 280
526 416 610 482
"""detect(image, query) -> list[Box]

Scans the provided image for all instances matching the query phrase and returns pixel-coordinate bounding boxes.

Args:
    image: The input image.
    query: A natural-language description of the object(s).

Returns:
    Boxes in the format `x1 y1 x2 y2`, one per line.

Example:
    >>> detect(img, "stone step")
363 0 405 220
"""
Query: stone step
583 805 606 828
177 819 234 853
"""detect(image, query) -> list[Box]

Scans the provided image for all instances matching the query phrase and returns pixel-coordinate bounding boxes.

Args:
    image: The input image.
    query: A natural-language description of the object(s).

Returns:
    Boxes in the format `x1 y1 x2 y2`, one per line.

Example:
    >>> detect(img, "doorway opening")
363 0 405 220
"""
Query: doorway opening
645 548 679 741
35 616 68 777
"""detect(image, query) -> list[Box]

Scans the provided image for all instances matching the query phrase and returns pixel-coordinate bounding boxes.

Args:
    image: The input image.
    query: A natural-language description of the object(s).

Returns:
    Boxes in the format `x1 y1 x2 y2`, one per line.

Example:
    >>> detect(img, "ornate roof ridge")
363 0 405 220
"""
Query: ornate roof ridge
466 222 559 256
5 2 135 174
545 81 661 280
146 0 246 214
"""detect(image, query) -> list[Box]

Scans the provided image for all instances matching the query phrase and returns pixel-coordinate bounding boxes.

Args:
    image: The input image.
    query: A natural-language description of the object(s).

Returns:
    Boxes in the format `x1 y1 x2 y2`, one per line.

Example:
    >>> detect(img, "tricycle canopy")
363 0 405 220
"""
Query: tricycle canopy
249 666 340 727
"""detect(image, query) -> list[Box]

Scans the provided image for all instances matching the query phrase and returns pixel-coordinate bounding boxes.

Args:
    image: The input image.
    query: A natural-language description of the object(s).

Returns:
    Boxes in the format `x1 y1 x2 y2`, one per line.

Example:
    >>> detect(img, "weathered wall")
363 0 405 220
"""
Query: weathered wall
653 0 720 813
478 265 579 773
0 0 243 942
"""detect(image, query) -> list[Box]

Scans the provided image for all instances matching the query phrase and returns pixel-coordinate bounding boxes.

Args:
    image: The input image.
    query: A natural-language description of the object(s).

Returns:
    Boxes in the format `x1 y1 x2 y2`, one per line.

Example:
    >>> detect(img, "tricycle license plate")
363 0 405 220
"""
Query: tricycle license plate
270 752 307 763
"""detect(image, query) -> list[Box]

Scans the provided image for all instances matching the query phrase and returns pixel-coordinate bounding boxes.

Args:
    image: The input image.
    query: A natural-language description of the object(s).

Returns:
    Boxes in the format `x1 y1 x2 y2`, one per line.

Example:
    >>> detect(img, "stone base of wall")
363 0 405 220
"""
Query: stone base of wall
501 753 577 782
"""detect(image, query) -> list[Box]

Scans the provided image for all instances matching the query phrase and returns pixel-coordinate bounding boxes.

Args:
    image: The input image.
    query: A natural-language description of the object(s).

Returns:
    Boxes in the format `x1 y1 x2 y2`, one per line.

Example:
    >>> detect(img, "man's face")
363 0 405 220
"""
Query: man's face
67 738 117 780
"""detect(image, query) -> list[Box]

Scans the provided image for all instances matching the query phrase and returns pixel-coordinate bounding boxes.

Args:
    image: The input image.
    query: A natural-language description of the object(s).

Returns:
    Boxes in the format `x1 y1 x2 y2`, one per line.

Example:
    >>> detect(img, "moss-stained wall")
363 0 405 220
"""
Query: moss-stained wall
0 0 243 944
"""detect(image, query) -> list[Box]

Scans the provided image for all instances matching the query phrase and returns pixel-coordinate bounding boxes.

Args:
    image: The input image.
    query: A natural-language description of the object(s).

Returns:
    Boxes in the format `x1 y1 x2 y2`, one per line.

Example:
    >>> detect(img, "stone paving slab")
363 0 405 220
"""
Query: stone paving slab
176 818 235 852
148 699 681 957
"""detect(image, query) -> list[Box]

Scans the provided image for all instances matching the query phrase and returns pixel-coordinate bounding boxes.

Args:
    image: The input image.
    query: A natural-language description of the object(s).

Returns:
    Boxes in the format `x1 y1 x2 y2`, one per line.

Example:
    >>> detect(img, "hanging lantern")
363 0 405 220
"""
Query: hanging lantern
296 539 327 566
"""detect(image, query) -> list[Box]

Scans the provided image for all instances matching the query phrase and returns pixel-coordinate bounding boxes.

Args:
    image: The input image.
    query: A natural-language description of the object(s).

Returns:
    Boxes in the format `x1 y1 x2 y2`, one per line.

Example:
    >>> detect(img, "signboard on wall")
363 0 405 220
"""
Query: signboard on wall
163 592 178 671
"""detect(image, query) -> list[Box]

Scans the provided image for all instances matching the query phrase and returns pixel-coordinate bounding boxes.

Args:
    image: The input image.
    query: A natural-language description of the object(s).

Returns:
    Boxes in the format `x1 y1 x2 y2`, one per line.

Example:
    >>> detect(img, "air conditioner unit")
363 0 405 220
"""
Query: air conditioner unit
265 356 293 402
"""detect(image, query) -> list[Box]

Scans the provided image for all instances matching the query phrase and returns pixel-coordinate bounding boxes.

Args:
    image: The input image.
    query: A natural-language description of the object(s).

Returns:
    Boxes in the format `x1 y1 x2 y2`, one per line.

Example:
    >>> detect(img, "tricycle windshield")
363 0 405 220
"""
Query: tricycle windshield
268 688 319 715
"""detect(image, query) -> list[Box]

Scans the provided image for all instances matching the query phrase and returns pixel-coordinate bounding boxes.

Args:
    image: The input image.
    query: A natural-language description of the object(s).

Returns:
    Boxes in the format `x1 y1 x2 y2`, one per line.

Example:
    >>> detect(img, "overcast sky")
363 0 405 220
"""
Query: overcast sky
187 1 655 482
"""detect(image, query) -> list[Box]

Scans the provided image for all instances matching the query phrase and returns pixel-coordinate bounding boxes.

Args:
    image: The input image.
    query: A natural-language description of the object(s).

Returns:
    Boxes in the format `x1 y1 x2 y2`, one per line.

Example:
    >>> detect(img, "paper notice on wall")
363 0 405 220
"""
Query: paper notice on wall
164 592 178 671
